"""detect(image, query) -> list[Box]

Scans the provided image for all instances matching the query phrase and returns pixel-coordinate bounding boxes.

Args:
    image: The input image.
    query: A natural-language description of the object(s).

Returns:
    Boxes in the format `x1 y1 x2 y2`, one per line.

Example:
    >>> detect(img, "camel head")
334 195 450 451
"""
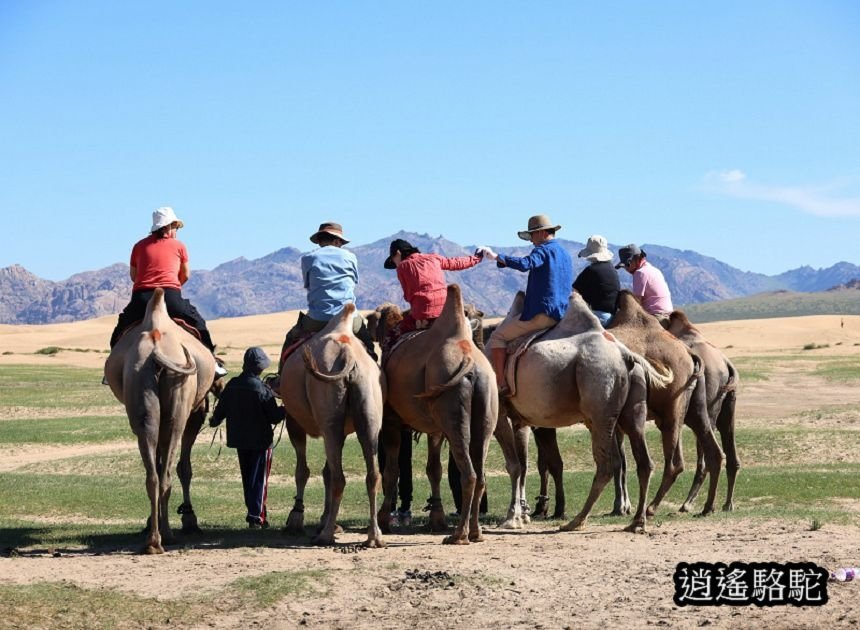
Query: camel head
367 302 403 344
667 310 696 336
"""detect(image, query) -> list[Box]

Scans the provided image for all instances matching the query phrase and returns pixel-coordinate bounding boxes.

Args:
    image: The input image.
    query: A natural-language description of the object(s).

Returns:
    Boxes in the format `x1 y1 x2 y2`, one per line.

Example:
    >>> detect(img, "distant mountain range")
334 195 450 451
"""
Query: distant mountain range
2 232 860 324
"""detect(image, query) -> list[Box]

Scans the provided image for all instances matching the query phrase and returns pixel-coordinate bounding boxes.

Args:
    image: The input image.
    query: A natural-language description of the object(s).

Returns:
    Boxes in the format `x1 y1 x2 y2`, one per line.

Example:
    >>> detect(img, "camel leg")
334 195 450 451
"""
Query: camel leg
425 434 447 533
444 432 475 545
617 368 653 533
284 415 310 535
377 408 402 534
561 417 618 532
679 441 706 513
717 392 740 512
137 432 164 554
513 422 531 523
647 420 684 517
610 432 631 516
313 425 347 546
350 391 385 548
493 412 525 529
532 427 565 519
176 406 205 534
684 377 724 516
156 410 187 547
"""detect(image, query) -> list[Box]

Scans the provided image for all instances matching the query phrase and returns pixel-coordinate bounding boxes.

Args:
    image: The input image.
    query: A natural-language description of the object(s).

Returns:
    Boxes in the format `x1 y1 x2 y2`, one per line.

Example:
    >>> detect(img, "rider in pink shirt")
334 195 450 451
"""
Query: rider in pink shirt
616 244 673 324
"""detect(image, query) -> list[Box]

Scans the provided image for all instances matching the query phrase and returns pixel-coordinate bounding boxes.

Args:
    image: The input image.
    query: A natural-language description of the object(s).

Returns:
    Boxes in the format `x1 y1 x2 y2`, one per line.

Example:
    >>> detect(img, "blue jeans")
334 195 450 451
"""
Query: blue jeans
593 310 613 327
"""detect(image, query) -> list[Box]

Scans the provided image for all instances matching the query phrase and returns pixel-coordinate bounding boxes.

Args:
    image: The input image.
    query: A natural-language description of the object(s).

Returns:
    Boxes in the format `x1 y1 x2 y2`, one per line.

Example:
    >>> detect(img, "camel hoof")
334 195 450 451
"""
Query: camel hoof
531 498 549 519
363 537 386 549
722 502 734 512
283 511 305 535
499 517 523 530
442 535 469 545
311 534 335 546
333 524 344 534
560 519 585 532
429 512 448 533
645 505 657 518
678 504 691 513
143 544 164 555
181 523 202 535
696 508 715 518
469 532 485 543
624 521 646 534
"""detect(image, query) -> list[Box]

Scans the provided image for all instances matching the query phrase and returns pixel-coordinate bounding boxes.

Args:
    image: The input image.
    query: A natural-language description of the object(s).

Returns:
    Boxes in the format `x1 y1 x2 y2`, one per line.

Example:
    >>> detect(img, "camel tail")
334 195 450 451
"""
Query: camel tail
152 343 197 376
620 346 674 391
719 360 739 396
302 343 356 382
415 356 475 399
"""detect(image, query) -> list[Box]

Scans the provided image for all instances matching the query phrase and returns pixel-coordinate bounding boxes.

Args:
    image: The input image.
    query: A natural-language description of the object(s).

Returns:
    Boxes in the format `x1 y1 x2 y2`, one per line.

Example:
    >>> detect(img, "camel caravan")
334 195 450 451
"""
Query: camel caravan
104 211 739 553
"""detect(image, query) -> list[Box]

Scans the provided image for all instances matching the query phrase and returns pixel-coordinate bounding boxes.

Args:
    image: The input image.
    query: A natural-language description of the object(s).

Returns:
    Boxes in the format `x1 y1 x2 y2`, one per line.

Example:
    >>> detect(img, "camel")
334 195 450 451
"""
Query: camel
374 284 498 544
667 310 741 512
491 291 673 533
279 303 385 547
104 288 216 554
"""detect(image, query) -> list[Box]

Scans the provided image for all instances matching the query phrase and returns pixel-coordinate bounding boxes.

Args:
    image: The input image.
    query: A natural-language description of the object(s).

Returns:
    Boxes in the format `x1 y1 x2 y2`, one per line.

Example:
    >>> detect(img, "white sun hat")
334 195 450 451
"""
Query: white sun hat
150 206 184 232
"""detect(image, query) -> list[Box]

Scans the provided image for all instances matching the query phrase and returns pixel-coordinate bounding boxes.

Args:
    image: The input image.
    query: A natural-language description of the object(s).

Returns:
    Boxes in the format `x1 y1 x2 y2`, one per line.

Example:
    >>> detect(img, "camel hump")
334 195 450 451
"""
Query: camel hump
142 288 170 331
429 284 470 339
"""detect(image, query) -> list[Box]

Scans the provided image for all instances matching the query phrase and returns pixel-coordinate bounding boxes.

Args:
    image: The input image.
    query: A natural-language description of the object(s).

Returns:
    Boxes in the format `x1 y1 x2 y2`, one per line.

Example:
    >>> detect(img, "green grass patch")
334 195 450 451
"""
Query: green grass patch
813 358 860 381
0 416 129 445
0 568 330 630
0 365 118 409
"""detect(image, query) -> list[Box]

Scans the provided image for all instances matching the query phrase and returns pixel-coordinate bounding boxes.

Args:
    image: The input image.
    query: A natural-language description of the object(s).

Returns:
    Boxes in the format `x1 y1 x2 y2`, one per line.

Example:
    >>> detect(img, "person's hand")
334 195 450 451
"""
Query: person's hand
475 246 498 261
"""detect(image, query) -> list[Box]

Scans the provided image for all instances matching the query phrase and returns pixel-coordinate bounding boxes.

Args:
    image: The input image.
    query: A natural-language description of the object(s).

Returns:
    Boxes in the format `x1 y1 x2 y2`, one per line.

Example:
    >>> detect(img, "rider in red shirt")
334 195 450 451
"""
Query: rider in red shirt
384 238 486 334
109 207 226 376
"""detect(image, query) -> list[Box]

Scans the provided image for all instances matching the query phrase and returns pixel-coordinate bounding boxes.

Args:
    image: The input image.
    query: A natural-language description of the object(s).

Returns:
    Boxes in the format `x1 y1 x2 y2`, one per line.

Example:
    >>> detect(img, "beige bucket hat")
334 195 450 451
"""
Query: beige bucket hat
517 214 562 241
578 234 613 263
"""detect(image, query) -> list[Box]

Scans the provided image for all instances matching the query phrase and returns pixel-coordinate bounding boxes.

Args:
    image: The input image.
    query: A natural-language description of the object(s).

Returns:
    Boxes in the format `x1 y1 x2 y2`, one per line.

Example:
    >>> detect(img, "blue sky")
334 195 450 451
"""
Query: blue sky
1 1 858 280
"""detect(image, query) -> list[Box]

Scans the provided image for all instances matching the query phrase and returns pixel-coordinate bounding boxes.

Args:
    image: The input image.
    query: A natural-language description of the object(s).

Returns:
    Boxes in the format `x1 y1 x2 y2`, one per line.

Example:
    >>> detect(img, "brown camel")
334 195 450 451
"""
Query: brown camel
491 291 673 533
104 288 216 554
279 303 385 547
375 284 498 544
667 310 741 512
608 291 725 516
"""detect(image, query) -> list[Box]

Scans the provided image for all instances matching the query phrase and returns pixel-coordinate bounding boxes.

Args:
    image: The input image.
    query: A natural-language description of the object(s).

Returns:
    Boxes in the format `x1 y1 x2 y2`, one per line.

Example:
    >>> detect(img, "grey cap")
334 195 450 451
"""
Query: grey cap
242 347 271 373
615 243 645 269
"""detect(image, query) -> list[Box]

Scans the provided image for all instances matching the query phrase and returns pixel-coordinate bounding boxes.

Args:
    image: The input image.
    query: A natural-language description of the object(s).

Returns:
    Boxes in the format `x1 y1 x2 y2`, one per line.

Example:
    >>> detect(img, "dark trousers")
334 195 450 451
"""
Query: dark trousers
378 426 413 511
109 288 215 351
448 451 488 514
237 448 273 525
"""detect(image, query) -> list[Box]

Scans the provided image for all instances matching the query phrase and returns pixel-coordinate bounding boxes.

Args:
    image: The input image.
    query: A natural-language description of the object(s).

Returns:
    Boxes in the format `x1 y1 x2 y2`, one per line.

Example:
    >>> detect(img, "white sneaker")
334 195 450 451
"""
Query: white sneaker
214 364 228 377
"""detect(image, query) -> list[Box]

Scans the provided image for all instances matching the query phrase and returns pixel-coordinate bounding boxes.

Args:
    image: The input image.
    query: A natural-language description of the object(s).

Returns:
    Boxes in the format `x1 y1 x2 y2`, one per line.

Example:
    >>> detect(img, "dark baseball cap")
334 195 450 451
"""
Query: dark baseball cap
242 346 271 373
615 244 645 268
384 239 420 269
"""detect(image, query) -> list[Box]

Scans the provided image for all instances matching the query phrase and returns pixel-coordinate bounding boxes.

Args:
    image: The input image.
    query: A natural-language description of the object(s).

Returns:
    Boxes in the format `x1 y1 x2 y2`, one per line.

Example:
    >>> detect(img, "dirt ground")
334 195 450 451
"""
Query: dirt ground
1 313 860 628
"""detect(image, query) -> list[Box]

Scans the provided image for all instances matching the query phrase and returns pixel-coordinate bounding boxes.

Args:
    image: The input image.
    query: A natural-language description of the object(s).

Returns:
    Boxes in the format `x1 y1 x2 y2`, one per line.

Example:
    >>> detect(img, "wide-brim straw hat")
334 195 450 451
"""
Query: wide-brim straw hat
578 234 613 263
309 221 350 245
150 206 184 232
517 214 562 241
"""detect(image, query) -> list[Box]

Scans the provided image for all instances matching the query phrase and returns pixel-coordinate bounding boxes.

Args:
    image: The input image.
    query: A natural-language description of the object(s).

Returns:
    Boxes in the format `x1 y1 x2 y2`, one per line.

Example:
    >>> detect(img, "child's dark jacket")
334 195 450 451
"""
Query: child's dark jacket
211 372 285 449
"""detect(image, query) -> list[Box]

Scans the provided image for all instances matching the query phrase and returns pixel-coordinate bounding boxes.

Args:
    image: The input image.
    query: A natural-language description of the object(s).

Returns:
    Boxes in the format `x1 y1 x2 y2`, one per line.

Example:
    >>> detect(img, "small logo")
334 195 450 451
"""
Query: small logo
673 562 829 607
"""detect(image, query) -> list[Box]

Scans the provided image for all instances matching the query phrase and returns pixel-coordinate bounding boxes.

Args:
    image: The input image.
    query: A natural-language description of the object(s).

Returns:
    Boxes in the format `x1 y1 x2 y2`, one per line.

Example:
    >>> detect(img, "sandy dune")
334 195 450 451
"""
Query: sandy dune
1 311 858 368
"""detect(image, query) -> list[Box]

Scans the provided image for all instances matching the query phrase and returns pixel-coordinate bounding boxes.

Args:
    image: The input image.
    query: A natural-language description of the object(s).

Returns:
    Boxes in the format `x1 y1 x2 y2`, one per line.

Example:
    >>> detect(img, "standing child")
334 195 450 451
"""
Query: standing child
210 347 285 528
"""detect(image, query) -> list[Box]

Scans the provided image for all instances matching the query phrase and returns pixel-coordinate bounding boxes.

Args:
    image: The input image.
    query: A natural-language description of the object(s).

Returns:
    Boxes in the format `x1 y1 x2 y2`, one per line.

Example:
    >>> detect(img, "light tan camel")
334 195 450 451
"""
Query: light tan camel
491 291 673 533
279 303 385 547
608 291 724 517
104 288 215 554
376 284 499 544
667 310 740 512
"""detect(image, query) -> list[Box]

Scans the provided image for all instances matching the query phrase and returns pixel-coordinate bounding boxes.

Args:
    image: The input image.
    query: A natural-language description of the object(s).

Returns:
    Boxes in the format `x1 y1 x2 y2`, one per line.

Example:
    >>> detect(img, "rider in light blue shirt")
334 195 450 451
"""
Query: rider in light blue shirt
302 241 358 321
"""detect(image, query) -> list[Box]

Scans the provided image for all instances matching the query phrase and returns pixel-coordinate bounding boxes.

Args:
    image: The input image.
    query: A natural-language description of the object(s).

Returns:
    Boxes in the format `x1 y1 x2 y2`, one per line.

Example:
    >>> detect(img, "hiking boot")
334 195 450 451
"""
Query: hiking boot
248 521 263 529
